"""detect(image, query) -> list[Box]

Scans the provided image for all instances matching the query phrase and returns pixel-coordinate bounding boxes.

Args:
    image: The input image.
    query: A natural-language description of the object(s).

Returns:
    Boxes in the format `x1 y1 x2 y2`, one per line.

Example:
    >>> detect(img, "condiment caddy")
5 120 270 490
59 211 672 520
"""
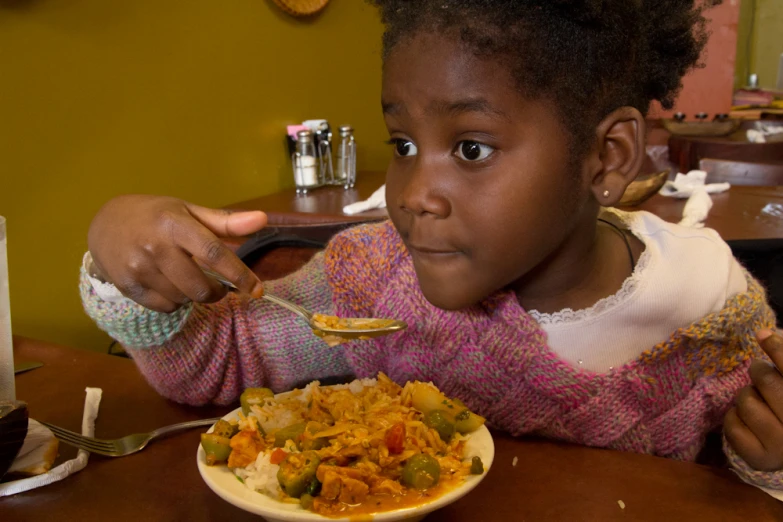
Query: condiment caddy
287 120 357 194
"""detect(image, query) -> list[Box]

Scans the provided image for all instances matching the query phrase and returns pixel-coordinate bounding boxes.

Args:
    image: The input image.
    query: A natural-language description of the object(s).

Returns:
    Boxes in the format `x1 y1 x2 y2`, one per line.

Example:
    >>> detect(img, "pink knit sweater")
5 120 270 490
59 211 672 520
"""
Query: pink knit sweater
80 221 779 490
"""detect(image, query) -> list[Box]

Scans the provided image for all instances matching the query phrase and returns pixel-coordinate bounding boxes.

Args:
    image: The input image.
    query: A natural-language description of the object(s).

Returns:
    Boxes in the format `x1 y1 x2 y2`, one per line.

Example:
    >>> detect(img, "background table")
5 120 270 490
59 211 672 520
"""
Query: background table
6 336 783 521
228 172 783 241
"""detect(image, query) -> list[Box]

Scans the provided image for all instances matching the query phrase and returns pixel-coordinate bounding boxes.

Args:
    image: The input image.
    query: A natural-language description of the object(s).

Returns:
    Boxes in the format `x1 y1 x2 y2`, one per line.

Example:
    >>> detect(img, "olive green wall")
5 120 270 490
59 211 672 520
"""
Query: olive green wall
0 0 387 352
736 0 783 90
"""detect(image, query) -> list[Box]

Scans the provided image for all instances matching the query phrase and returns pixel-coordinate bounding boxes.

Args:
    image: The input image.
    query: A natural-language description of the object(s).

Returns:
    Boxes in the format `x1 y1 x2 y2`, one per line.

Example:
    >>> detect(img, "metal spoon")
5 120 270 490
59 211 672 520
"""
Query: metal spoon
200 268 407 343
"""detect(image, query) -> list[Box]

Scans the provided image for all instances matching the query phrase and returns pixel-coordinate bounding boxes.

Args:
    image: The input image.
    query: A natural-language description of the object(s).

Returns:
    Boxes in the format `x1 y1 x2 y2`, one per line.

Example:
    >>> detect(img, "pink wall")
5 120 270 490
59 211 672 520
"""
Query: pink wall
649 0 740 120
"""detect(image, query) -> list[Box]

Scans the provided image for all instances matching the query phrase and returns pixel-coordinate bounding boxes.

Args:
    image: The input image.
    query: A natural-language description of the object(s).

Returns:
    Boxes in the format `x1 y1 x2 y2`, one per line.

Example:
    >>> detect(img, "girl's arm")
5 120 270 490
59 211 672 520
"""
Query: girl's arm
80 252 352 405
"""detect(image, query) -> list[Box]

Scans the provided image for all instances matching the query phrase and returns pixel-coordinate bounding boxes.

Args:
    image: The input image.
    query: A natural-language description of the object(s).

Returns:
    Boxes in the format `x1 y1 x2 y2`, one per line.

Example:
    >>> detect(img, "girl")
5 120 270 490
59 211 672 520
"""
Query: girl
81 0 783 493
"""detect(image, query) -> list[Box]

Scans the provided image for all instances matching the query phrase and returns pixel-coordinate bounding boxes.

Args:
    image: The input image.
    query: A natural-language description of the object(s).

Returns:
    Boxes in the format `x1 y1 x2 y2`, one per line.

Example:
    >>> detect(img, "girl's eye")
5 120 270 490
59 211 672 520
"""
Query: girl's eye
455 141 493 162
390 139 418 157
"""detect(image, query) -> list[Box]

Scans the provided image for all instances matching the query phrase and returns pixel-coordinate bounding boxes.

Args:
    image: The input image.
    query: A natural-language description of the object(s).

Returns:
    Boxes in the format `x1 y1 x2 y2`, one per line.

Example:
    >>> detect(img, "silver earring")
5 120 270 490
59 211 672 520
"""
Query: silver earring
603 190 610 198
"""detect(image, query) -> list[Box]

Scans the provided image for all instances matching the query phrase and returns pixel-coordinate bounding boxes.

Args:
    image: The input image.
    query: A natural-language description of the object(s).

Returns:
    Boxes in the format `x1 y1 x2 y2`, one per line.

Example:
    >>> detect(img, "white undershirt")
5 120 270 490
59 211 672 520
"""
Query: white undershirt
529 209 748 373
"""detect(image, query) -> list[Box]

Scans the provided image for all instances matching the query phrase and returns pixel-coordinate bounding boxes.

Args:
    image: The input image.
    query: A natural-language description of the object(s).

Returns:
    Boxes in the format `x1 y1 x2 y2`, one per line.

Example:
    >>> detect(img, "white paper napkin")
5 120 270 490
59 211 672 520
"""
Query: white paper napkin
659 170 730 199
677 188 713 228
747 125 783 143
343 185 386 215
0 387 102 497
658 170 730 228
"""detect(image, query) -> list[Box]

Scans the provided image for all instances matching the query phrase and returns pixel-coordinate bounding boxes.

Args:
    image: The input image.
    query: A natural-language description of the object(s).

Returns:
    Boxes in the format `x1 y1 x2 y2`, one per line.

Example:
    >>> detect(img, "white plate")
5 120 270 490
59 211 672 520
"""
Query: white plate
197 398 494 522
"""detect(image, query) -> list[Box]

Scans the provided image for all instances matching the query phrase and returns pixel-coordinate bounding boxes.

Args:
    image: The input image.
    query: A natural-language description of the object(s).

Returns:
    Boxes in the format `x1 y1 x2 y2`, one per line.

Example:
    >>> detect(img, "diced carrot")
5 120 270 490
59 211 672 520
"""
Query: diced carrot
270 448 288 465
385 422 405 455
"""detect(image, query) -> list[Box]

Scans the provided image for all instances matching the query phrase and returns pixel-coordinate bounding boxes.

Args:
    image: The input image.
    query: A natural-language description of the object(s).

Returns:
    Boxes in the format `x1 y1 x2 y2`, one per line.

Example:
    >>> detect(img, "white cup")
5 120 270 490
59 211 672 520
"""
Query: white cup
0 216 14 402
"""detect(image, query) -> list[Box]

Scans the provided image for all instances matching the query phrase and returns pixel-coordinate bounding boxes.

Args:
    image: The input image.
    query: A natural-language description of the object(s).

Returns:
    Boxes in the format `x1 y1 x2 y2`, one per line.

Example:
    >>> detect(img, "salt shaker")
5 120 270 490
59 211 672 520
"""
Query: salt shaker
336 125 357 189
292 130 320 194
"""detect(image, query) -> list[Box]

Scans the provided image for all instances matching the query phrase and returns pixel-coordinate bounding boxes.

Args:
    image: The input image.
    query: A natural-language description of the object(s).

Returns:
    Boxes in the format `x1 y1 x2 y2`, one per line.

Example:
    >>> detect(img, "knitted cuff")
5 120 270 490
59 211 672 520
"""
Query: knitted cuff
724 435 783 491
79 267 192 349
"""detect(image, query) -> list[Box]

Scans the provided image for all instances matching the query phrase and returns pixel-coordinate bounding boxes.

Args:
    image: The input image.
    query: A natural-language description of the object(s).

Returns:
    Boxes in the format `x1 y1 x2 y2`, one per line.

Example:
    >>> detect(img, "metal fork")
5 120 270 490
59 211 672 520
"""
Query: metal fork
39 417 221 457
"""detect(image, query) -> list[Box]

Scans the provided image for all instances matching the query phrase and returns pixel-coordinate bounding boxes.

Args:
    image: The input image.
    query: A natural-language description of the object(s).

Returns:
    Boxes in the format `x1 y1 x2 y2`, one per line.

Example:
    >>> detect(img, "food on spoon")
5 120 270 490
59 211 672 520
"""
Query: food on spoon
311 313 396 331
201 373 487 517
310 313 398 347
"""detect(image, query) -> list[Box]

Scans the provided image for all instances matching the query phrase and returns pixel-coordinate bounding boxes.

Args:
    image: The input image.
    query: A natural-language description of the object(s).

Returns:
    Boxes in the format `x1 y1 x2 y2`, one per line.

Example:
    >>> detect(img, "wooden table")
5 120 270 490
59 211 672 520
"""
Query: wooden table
228 172 783 241
631 186 783 241
668 129 783 173
228 172 389 226
6 336 783 521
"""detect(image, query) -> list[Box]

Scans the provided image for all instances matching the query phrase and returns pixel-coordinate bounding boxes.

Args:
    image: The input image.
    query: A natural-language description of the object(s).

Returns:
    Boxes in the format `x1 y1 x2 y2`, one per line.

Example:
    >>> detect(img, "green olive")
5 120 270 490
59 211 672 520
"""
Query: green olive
470 456 484 475
211 419 239 439
240 387 274 415
200 433 231 466
401 453 441 490
277 451 321 498
424 410 455 442
274 422 307 448
300 493 314 510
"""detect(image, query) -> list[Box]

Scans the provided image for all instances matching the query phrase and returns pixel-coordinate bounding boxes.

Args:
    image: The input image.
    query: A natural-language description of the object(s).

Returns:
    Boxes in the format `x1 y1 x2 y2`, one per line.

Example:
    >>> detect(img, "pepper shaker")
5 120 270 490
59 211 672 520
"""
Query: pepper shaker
336 125 357 189
315 122 335 185
292 130 320 194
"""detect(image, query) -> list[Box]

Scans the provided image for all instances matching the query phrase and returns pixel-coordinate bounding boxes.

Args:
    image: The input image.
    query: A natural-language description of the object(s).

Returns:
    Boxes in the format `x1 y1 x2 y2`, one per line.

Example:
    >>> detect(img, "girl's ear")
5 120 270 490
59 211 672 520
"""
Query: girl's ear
589 106 646 206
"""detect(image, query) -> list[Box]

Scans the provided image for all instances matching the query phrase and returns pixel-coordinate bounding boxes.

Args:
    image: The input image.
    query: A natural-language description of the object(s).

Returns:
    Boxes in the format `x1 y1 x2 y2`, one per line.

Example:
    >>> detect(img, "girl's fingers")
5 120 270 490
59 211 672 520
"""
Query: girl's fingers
735 386 783 459
157 247 229 304
724 407 770 470
756 329 783 370
750 358 783 423
168 217 264 297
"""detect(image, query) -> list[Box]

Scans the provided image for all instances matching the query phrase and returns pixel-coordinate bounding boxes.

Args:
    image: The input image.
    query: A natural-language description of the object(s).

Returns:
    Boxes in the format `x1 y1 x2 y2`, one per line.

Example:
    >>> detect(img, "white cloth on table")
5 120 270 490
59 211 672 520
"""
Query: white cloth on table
0 387 102 497
658 170 730 228
342 185 386 215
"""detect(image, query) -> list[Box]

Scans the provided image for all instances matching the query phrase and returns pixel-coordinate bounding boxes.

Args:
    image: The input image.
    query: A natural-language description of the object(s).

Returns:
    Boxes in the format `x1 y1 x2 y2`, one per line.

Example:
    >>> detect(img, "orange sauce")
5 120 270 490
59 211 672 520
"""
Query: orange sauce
313 475 463 519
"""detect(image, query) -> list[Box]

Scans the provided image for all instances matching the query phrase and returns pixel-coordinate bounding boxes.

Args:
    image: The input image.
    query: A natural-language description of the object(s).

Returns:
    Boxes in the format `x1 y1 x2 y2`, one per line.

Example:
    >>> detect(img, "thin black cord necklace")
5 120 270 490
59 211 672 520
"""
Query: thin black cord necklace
597 218 635 272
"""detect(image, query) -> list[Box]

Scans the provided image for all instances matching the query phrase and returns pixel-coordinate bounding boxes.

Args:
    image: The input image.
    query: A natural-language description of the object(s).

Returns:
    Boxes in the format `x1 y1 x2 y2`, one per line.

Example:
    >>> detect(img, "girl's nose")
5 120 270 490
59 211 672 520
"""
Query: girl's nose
396 162 451 218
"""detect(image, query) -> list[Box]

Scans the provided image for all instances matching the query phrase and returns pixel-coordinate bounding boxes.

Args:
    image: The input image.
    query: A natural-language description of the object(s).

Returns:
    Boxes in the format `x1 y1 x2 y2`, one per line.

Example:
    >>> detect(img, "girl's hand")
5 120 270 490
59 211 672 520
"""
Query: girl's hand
88 195 267 312
725 329 783 471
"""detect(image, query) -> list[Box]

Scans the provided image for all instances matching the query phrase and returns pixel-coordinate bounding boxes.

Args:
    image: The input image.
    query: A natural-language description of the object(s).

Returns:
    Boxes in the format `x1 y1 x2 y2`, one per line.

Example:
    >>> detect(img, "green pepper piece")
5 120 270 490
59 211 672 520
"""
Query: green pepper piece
423 410 456 442
299 421 327 451
470 456 484 474
240 387 274 415
401 453 441 489
305 477 322 497
200 433 232 466
211 419 239 439
274 422 307 448
277 451 321 498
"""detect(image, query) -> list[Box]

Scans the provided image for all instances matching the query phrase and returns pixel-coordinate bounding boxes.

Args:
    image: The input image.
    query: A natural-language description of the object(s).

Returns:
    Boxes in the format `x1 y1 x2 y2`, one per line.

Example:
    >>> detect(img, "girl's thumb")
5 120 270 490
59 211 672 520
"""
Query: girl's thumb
186 204 268 237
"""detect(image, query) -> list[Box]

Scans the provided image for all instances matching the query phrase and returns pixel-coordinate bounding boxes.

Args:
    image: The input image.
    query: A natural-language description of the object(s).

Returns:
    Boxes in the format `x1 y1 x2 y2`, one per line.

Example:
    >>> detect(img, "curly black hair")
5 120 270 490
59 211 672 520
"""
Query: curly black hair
368 0 720 155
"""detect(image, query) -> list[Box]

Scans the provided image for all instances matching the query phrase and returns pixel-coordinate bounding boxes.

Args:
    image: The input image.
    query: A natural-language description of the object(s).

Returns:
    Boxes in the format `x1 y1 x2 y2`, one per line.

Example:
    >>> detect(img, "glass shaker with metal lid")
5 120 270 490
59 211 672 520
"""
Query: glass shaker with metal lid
336 125 356 189
315 121 335 185
292 129 320 194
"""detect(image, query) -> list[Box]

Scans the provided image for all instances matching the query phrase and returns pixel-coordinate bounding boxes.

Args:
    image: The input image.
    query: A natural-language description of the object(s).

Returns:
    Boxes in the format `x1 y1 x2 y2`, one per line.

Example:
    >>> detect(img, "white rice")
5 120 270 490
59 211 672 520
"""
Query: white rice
234 452 282 499
328 377 377 395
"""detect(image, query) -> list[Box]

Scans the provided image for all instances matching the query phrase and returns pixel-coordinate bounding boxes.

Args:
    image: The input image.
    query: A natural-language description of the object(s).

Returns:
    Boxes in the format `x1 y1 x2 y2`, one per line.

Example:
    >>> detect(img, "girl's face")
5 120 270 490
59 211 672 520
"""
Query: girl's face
383 32 595 310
